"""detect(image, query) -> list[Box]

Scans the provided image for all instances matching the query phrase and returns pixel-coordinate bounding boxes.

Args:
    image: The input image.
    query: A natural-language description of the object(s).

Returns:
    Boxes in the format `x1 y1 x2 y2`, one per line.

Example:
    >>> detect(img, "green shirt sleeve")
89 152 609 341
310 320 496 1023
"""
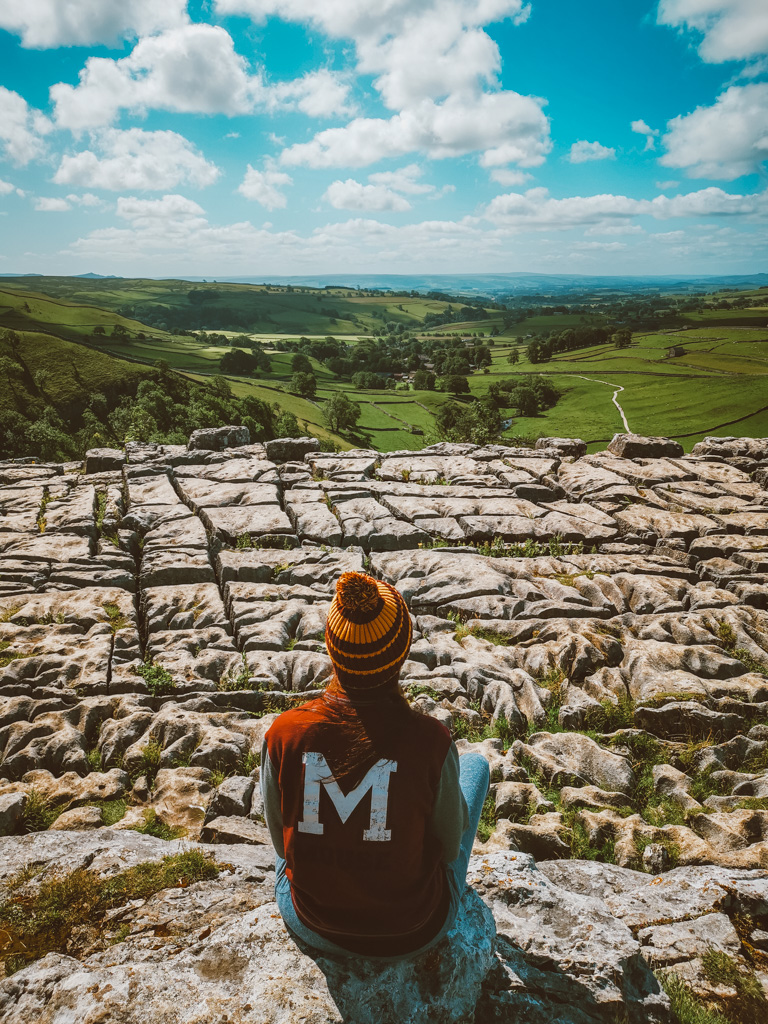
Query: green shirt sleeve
260 736 285 858
427 741 469 863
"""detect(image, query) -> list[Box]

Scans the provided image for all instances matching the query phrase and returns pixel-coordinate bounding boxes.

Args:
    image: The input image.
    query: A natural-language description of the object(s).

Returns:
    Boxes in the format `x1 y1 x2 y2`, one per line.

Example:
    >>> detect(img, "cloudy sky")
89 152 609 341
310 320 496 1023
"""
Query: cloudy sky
0 0 767 278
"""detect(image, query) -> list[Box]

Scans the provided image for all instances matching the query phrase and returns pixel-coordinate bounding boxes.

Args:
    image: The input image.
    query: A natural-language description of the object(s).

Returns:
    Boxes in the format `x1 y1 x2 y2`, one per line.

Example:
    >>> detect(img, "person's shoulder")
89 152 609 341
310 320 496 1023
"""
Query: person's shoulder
265 697 325 742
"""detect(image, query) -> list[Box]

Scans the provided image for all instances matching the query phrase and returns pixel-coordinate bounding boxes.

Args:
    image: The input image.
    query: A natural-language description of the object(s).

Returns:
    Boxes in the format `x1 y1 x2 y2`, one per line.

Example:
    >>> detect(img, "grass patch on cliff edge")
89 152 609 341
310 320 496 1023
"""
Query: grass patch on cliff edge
0 849 219 974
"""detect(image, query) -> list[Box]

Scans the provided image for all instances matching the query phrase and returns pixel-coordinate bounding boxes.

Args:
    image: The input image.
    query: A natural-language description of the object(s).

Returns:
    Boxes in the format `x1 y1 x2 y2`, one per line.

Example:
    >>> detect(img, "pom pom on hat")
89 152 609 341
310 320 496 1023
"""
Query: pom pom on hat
335 572 380 614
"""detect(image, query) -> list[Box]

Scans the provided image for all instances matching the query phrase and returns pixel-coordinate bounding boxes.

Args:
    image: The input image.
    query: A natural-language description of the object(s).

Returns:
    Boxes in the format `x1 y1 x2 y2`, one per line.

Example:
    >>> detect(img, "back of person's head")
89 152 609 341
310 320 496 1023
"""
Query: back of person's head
325 572 412 699
321 572 413 785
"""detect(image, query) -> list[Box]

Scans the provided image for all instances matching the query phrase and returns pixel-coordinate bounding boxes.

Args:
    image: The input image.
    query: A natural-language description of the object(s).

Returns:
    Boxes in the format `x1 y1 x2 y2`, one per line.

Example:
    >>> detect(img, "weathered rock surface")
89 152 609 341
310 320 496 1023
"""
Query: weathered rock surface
1 432 768 1019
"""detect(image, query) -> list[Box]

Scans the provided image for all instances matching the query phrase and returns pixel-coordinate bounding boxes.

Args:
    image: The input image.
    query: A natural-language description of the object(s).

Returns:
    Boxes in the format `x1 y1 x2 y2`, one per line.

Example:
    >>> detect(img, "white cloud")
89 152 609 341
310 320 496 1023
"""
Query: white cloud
53 129 220 192
50 24 352 131
217 1 531 105
656 180 680 189
60 187 767 276
0 0 188 48
238 166 293 209
35 197 71 211
368 163 433 194
484 184 768 227
218 1 549 171
267 69 354 118
568 140 616 163
490 168 533 185
116 194 207 228
0 179 17 195
323 179 412 211
0 87 51 165
573 241 628 251
657 0 768 63
66 193 107 208
282 91 550 168
660 83 768 179
631 119 660 150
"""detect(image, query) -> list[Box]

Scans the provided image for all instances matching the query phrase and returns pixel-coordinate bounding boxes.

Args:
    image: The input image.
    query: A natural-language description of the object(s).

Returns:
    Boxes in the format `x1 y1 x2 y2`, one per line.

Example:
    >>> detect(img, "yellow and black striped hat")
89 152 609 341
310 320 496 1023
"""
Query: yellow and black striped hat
325 572 412 692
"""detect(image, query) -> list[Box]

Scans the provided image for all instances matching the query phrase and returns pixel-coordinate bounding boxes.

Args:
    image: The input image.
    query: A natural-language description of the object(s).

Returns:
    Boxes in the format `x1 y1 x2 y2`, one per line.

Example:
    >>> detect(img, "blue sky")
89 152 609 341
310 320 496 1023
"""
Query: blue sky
0 0 766 277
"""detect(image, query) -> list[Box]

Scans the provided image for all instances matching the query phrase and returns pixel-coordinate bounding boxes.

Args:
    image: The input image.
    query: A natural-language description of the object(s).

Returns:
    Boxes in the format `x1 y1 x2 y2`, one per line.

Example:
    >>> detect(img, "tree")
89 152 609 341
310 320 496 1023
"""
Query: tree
507 349 520 365
323 392 360 434
612 329 632 349
291 353 312 374
220 349 266 375
442 374 470 396
92 325 106 337
275 410 300 436
291 371 317 399
511 385 538 417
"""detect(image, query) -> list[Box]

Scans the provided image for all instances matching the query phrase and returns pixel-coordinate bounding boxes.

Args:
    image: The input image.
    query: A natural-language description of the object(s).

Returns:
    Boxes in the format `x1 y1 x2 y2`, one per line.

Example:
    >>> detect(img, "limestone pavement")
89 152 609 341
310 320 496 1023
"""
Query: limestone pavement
1 428 768 1021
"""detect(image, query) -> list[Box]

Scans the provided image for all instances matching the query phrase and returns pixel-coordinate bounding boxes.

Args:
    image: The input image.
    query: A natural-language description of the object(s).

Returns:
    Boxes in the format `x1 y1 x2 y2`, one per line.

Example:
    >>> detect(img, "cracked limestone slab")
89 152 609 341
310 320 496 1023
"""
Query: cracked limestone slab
199 506 294 545
142 583 230 633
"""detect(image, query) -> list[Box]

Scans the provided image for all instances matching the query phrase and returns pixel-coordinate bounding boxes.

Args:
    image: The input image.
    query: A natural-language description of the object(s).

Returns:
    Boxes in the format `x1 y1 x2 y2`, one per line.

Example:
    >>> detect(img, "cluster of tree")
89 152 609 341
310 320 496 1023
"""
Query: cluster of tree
486 375 561 417
412 369 437 390
433 399 501 446
351 371 385 389
423 305 490 328
219 348 271 375
0 329 280 462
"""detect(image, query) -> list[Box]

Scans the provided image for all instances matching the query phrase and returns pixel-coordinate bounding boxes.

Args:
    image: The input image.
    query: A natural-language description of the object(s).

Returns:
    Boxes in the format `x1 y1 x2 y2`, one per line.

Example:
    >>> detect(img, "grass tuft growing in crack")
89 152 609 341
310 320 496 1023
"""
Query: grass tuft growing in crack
0 850 218 973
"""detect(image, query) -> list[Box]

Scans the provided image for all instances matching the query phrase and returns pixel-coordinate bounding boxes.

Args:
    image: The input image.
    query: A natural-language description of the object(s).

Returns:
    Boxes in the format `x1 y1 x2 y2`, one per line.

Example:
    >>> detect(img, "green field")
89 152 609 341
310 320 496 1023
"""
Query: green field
1 277 767 455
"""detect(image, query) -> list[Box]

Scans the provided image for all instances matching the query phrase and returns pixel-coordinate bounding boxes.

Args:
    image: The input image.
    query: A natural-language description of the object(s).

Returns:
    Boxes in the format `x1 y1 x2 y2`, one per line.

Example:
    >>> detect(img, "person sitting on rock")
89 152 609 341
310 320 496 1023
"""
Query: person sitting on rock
260 571 490 960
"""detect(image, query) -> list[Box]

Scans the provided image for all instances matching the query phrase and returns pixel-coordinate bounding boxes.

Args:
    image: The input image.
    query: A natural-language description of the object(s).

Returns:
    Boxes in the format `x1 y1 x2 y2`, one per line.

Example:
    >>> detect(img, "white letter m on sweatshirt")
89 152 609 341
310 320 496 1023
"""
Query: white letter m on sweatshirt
297 752 397 841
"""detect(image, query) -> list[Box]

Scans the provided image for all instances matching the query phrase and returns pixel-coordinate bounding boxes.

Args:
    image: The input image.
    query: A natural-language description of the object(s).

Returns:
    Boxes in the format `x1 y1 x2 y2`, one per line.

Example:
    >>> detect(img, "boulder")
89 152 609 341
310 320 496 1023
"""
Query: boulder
48 805 104 830
512 732 635 794
535 437 586 458
637 912 741 967
0 791 26 836
265 436 320 463
149 767 215 834
199 815 272 845
85 448 125 474
188 426 250 451
607 434 684 459
206 775 255 820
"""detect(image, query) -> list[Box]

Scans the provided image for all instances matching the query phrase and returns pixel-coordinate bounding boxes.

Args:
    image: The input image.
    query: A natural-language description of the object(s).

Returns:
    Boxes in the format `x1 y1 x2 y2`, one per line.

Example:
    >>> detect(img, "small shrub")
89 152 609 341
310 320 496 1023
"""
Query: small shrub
588 695 636 732
219 654 254 691
715 621 737 652
407 684 443 701
20 790 62 833
132 740 163 786
733 647 768 677
86 747 103 772
476 793 497 842
128 809 185 841
134 660 175 697
657 973 729 1024
701 948 765 1005
101 602 128 634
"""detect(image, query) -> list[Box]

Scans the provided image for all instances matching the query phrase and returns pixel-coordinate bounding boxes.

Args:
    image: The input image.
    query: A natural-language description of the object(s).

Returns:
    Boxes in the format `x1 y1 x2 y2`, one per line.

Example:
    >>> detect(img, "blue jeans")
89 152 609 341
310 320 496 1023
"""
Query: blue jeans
274 751 491 962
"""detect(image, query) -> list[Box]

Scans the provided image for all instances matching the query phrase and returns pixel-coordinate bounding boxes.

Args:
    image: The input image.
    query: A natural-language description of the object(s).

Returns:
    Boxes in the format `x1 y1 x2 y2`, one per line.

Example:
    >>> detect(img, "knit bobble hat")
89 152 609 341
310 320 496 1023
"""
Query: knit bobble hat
325 572 412 693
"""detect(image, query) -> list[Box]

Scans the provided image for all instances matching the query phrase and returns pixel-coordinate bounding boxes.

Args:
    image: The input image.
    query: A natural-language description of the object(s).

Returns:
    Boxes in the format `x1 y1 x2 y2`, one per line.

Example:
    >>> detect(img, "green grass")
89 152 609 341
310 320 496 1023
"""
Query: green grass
0 850 218 973
3 276 768 455
658 974 729 1024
